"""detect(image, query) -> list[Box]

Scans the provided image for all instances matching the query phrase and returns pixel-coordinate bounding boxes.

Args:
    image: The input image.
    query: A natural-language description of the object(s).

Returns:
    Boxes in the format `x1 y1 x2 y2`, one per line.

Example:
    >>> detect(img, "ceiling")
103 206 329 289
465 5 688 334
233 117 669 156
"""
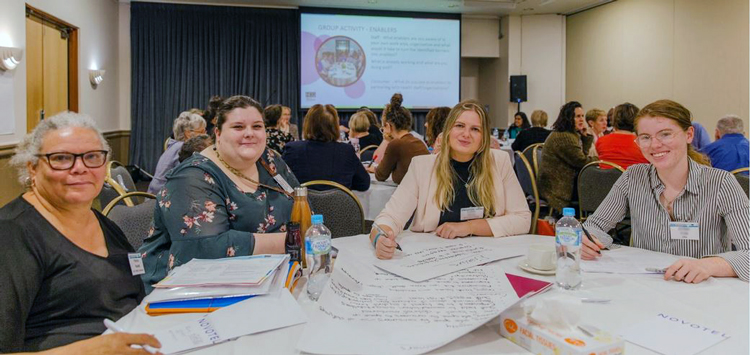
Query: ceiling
127 0 615 16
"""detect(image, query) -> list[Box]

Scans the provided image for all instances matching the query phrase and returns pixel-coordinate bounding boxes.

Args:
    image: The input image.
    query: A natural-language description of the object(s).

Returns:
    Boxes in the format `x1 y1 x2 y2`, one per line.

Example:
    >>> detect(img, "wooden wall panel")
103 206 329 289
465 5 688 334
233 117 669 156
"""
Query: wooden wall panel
26 16 44 133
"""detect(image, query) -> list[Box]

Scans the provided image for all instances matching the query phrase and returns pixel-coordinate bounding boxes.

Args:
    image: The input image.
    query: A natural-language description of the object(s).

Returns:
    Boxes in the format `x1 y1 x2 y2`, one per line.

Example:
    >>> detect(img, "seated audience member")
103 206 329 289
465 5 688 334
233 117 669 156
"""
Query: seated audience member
595 103 649 169
278 105 299 140
505 111 531 139
366 93 429 183
702 114 749 173
139 96 299 291
585 108 608 157
691 122 712 150
203 95 225 138
538 101 595 213
264 104 295 153
148 111 207 194
605 107 615 134
582 100 749 283
370 101 531 259
424 106 451 152
511 110 551 152
347 111 380 150
283 105 369 191
359 107 384 143
178 134 213 163
0 113 159 352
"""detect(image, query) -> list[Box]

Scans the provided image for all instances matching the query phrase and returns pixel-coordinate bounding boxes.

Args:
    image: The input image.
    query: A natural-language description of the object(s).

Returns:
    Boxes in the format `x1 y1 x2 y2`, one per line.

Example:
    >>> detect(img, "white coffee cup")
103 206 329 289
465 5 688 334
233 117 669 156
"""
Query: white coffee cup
527 244 556 271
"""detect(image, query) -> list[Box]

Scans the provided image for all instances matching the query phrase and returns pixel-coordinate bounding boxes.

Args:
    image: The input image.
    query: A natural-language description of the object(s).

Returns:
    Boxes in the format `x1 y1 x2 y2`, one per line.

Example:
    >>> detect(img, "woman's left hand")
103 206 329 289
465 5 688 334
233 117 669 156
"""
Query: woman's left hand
663 258 714 284
435 222 472 239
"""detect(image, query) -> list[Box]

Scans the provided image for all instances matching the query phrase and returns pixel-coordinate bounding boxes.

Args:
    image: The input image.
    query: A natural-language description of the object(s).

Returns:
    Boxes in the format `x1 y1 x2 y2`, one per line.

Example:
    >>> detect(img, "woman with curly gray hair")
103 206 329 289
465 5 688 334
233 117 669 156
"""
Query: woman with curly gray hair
147 111 206 194
0 112 160 353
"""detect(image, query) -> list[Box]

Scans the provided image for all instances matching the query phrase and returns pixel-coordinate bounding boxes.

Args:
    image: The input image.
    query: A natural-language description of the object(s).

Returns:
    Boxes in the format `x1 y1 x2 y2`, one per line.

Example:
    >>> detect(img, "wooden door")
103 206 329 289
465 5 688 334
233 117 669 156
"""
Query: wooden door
25 8 75 132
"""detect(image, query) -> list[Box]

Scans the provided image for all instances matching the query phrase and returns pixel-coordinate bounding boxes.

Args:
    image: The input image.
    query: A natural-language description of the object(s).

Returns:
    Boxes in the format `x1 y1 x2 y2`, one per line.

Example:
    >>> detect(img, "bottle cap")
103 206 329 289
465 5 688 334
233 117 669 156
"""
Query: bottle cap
311 214 324 224
294 187 307 197
562 207 576 217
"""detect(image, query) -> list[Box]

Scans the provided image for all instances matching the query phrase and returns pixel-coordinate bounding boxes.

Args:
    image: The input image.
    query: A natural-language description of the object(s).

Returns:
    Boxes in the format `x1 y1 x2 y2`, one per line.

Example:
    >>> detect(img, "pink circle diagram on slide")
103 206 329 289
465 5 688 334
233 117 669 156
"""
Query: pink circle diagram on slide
302 32 366 98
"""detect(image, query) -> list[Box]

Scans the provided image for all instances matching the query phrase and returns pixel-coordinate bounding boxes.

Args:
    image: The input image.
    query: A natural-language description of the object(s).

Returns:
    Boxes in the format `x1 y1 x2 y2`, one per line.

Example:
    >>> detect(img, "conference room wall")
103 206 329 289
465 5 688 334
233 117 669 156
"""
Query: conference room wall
566 0 749 132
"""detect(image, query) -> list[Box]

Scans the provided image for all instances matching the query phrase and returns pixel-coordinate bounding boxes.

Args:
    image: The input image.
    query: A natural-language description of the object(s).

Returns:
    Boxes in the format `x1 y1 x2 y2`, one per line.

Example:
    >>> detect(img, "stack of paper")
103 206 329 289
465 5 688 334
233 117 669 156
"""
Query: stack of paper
146 255 301 315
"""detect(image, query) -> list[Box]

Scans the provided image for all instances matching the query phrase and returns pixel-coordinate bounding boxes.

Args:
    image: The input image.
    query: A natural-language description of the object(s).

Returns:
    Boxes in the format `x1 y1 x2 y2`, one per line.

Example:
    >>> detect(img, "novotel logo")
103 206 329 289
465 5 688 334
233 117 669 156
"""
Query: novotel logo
657 313 729 338
198 318 222 343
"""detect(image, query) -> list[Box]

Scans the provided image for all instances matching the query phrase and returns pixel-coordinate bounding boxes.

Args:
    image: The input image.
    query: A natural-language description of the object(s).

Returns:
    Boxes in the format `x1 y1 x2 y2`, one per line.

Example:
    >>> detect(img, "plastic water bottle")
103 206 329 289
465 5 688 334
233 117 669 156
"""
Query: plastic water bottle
306 214 332 301
555 207 582 290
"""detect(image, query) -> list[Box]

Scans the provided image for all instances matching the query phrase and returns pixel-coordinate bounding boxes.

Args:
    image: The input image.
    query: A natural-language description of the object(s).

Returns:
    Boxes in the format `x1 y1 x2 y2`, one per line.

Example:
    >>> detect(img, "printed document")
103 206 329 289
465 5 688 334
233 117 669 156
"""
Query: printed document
620 312 729 355
154 254 286 288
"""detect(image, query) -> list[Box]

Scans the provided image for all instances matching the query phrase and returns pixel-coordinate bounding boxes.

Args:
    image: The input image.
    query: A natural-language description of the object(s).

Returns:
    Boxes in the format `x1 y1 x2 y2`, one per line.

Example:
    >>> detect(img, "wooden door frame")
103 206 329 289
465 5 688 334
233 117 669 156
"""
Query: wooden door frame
26 5 79 113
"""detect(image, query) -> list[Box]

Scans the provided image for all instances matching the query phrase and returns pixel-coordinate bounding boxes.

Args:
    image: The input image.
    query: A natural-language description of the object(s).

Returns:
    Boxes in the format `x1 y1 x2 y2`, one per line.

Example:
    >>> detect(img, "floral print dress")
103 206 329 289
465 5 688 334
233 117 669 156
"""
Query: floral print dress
138 149 299 292
266 128 294 154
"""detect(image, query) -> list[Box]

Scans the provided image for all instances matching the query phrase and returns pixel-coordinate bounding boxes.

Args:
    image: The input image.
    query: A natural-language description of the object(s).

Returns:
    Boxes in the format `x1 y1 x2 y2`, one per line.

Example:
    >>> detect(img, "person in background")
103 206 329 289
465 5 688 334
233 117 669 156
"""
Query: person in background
511 109 551 152
691 122 712 150
264 104 295 154
595 102 649 169
605 107 615 134
178 134 213 163
538 101 595 213
283 105 369 191
424 106 451 152
148 111 207 194
358 107 384 144
370 100 531 259
139 95 299 292
203 95 225 138
366 93 429 184
585 108 607 157
582 99 748 283
278 105 299 140
348 111 380 150
0 113 160 353
702 114 749 173
505 111 531 139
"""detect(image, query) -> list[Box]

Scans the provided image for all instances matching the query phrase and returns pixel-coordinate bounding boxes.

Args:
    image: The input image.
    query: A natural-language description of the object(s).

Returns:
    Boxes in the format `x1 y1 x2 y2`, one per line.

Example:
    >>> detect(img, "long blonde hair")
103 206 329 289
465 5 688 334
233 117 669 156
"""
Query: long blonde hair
434 100 496 217
635 99 711 166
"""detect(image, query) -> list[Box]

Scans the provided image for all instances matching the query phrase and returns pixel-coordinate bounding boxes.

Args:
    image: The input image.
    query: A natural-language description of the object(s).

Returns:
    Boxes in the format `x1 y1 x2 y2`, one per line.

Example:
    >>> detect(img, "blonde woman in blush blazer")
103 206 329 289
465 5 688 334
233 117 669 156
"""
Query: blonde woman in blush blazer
370 101 531 259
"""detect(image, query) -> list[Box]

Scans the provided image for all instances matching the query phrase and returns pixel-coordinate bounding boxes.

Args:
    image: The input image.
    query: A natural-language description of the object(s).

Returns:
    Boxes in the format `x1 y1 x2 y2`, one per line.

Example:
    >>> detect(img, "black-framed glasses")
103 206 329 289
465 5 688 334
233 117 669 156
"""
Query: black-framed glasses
35 150 109 170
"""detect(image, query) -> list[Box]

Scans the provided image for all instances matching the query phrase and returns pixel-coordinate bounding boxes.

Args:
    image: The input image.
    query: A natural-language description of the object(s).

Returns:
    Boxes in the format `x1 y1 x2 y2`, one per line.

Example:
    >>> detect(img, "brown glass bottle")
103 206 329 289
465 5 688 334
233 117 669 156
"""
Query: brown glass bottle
290 187 312 268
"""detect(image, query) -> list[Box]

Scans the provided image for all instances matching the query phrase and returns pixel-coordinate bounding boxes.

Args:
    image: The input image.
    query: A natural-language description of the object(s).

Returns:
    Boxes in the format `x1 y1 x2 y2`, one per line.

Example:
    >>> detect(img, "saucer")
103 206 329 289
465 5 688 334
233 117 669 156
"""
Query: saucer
518 260 556 275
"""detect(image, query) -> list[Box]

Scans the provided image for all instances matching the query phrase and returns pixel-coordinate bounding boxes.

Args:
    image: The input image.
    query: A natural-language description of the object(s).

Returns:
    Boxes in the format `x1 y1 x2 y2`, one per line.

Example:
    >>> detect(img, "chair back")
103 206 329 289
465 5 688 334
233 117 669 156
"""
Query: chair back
106 161 139 206
95 183 121 212
577 161 624 219
733 172 749 198
301 180 366 238
103 192 157 250
522 143 543 177
359 145 379 162
514 152 539 234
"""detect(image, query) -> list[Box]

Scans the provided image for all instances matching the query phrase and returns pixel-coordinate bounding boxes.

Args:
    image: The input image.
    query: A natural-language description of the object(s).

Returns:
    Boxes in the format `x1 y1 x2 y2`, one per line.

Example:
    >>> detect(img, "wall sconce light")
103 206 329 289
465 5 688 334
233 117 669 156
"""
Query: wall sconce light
0 46 23 71
89 69 105 86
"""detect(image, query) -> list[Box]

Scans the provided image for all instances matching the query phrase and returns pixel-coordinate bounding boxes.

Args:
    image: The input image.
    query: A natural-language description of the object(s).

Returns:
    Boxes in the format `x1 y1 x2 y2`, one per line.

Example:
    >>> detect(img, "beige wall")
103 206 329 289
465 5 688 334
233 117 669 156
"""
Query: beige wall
461 16 500 58
566 0 749 133
0 0 125 147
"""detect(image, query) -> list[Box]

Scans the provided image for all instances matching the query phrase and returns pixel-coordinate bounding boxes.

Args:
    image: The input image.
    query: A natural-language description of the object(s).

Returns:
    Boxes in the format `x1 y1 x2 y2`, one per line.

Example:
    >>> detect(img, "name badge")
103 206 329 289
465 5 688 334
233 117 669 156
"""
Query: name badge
460 207 484 221
669 222 699 241
128 253 145 276
273 174 295 194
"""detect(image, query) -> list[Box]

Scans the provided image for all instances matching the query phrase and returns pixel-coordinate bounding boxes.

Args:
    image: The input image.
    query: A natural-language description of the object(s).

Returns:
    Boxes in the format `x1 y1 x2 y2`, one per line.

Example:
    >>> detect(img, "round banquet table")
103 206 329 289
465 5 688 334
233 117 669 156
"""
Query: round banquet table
353 173 398 221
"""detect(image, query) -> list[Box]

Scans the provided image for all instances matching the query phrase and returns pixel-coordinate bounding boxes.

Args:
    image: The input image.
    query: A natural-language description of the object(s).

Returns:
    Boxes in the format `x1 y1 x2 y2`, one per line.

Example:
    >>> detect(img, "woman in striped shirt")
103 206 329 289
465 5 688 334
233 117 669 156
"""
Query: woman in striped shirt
582 99 749 283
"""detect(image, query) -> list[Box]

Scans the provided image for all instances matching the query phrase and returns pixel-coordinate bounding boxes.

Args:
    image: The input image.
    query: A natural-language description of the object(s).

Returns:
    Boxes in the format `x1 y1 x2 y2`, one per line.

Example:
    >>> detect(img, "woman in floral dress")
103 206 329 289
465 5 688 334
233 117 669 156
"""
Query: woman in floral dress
139 96 299 292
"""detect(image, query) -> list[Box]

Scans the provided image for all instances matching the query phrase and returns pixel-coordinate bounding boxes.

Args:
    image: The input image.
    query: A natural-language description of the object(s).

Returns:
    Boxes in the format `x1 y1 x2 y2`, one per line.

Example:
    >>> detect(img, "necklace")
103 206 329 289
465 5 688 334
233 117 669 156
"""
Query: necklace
214 147 292 198
455 172 472 189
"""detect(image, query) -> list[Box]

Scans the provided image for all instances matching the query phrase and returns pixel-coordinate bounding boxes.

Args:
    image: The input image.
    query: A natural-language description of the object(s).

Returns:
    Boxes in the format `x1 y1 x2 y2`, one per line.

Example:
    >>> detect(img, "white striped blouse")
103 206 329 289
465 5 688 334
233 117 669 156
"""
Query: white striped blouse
583 160 749 281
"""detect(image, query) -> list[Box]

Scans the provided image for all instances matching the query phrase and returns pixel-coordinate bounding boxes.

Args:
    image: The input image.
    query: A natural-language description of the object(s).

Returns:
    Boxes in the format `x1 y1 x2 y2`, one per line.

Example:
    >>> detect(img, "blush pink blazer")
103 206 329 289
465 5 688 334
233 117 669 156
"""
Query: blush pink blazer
374 149 532 237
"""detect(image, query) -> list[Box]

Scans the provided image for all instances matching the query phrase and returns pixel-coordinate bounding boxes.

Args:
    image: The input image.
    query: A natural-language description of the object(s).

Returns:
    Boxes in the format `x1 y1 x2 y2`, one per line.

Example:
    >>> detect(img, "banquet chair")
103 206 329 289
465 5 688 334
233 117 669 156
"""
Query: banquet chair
94 183 121 212
522 143 543 178
301 180 366 238
731 167 749 198
359 145 379 162
577 161 624 221
106 161 139 206
514 152 540 234
103 192 157 250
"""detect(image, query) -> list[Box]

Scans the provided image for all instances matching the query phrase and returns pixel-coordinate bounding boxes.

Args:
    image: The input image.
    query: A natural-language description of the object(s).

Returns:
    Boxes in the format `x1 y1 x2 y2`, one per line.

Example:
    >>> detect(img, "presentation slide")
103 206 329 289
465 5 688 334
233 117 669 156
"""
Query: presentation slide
300 12 460 109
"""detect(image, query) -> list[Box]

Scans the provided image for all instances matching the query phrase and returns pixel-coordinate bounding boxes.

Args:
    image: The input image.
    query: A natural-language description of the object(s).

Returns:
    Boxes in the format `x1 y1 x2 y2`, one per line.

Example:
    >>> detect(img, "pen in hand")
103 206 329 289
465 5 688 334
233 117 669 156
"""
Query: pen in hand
373 224 402 251
581 225 603 255
368 154 378 168
103 319 159 354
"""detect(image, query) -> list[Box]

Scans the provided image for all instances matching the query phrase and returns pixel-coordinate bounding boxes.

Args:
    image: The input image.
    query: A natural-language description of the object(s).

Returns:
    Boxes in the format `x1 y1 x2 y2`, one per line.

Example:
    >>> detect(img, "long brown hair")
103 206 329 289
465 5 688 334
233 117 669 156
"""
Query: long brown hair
635 99 710 166
433 100 496 217
302 104 339 142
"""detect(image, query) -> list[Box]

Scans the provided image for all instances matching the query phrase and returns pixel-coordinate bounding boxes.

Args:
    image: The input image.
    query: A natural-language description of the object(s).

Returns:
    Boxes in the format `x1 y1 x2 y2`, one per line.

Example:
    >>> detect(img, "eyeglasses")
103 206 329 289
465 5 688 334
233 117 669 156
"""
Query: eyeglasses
35 150 109 170
634 130 677 148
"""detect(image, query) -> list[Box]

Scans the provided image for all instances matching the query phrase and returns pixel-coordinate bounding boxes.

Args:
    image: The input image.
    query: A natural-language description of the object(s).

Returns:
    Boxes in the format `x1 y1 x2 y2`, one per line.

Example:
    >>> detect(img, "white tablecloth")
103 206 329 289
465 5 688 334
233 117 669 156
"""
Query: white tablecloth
353 173 398 220
116 235 749 354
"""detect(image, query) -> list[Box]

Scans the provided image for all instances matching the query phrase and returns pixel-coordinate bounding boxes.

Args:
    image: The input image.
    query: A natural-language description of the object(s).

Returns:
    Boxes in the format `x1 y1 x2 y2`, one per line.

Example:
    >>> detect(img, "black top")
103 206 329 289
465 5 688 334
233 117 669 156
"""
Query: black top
511 127 551 152
439 158 481 224
367 125 384 145
355 133 381 150
0 197 145 352
282 140 370 191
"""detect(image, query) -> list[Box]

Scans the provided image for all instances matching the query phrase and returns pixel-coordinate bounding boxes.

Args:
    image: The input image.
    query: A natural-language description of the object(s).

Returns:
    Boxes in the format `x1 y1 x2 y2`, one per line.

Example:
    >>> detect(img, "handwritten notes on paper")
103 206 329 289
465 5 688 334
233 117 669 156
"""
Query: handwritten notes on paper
297 252 520 355
373 239 524 282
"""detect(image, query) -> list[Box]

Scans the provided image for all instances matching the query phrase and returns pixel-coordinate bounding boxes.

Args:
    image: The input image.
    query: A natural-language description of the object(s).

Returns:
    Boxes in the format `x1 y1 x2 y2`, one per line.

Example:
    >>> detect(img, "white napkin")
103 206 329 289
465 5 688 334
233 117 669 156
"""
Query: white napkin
523 293 582 332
